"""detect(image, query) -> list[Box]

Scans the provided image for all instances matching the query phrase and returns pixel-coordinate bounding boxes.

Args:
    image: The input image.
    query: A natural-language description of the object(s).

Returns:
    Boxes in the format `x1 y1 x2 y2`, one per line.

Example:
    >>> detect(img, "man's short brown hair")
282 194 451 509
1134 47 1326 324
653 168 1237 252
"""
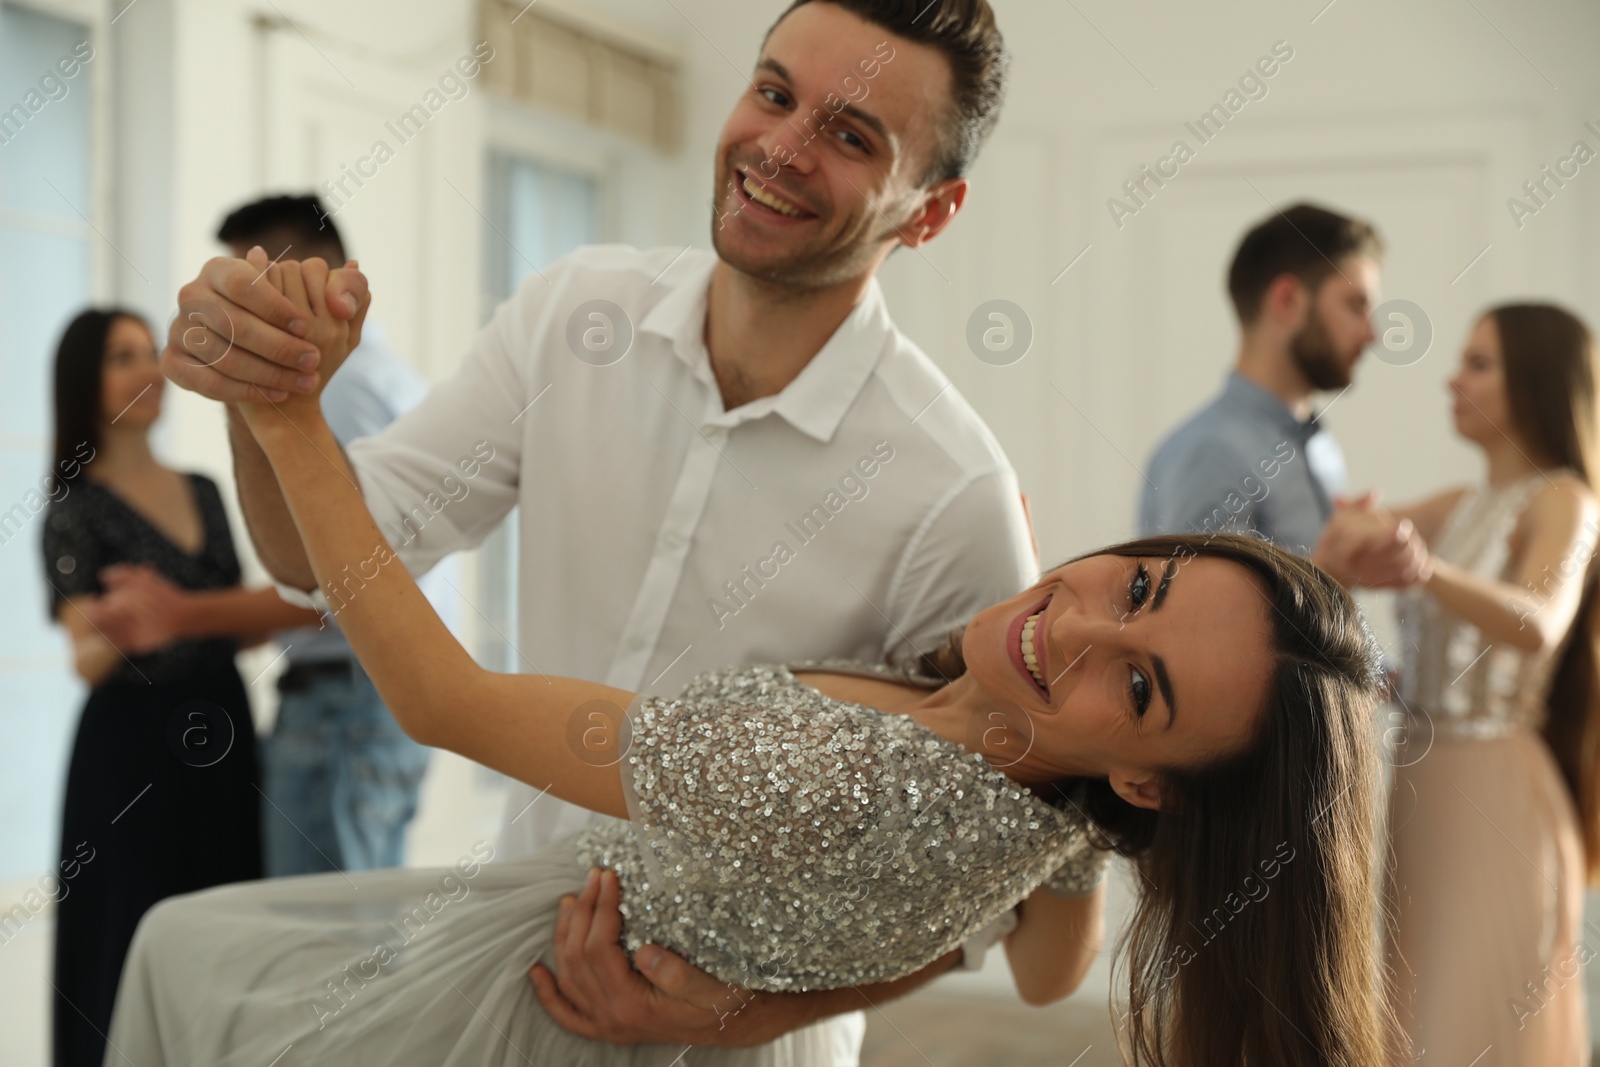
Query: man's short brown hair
1227 203 1383 324
766 0 1009 184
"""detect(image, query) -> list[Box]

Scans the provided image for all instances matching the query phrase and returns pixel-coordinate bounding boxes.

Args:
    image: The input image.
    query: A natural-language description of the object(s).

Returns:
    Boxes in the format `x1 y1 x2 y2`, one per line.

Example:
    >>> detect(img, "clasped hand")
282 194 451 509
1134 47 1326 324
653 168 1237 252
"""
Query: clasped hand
229 255 359 435
80 562 187 655
162 246 368 412
1310 491 1434 588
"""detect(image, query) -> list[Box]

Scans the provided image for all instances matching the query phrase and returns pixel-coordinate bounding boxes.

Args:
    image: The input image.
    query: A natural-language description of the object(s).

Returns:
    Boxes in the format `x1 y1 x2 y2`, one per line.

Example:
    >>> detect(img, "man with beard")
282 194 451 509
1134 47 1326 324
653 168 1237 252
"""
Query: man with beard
1139 203 1383 555
160 0 1082 1060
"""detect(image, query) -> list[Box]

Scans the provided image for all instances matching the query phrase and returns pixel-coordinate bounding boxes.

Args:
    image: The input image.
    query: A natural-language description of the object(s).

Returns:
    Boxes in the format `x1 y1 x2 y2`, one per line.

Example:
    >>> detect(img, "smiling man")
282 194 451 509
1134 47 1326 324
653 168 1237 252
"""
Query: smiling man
159 0 1069 1060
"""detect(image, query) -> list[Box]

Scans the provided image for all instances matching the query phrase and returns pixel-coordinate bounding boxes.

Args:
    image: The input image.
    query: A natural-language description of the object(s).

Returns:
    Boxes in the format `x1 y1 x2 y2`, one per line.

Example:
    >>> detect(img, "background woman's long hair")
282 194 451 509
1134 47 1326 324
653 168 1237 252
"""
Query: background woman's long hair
1489 303 1600 881
50 308 144 475
916 532 1391 1067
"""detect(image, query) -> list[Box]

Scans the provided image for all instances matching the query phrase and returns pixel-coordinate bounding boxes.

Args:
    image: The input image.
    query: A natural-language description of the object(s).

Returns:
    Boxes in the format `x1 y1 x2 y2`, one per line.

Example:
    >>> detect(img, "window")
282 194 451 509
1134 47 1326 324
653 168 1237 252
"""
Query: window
471 152 600 675
0 0 97 880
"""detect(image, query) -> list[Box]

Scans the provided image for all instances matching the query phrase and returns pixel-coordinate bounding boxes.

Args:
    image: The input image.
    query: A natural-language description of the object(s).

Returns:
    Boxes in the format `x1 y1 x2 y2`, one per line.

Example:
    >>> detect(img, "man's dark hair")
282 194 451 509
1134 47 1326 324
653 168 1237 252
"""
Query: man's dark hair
1226 202 1383 325
215 194 346 262
766 0 1008 184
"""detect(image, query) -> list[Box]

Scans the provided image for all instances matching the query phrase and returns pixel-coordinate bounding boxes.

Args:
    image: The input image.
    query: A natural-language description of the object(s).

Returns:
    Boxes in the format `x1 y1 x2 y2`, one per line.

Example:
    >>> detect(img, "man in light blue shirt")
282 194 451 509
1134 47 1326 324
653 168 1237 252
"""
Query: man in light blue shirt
218 195 445 875
1141 203 1383 555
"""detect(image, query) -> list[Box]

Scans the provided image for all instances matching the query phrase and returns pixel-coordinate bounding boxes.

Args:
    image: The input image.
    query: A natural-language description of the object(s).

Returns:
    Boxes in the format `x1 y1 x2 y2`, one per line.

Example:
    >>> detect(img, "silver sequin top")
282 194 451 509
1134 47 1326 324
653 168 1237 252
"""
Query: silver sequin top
1396 471 1570 740
574 659 1108 992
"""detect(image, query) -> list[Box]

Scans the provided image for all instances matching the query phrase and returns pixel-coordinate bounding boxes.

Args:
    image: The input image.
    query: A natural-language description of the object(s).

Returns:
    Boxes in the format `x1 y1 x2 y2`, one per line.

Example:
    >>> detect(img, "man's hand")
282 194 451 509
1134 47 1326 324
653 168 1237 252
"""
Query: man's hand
529 867 810 1048
1343 517 1433 588
163 246 369 404
82 563 187 654
1312 494 1432 588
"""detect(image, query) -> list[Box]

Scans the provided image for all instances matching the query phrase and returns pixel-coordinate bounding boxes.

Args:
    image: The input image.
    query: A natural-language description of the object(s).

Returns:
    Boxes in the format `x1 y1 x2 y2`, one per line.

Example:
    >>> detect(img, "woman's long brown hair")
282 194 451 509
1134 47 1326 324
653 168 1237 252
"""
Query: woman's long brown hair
916 532 1391 1066
1489 303 1600 881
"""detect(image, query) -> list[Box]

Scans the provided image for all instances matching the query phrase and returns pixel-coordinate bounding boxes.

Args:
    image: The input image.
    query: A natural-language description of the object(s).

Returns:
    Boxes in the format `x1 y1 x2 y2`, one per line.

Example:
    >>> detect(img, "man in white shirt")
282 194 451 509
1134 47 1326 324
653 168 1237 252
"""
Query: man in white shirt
161 0 1044 1058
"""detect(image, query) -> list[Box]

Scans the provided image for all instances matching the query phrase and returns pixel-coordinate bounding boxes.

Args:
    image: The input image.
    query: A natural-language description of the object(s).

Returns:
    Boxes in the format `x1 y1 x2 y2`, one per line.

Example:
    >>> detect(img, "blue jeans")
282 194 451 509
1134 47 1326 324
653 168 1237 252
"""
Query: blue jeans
262 662 431 876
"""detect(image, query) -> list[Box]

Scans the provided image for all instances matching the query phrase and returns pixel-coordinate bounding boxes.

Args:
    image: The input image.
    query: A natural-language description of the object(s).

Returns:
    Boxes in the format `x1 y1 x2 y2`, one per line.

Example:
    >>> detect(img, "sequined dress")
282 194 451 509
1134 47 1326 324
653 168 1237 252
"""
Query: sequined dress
106 660 1107 1066
1385 471 1588 1065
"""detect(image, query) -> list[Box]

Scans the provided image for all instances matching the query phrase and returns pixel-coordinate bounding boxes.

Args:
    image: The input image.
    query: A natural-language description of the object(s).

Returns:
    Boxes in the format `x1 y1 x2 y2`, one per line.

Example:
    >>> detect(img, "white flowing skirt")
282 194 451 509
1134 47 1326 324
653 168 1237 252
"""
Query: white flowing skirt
105 833 849 1066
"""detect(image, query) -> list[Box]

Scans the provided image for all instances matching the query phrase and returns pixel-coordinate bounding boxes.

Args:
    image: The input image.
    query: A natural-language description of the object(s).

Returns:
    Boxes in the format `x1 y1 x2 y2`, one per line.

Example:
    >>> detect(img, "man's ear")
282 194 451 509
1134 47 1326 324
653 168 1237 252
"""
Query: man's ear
1108 771 1163 812
900 177 968 249
1263 272 1312 329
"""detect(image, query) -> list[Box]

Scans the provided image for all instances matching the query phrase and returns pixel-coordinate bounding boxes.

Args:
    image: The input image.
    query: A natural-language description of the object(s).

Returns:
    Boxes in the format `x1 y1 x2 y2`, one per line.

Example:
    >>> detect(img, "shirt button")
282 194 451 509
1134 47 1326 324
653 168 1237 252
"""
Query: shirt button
703 426 728 444
627 634 647 652
662 532 685 551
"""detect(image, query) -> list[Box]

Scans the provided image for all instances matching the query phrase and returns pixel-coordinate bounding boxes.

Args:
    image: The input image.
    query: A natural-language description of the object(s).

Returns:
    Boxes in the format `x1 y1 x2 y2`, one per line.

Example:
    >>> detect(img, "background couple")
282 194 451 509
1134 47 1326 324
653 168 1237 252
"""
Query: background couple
1139 198 1600 1063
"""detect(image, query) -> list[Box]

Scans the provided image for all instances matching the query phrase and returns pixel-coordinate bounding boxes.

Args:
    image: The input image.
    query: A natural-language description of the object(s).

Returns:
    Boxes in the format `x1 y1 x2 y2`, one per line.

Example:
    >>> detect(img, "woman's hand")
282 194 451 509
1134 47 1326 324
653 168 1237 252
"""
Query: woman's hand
235 256 360 436
1312 496 1433 588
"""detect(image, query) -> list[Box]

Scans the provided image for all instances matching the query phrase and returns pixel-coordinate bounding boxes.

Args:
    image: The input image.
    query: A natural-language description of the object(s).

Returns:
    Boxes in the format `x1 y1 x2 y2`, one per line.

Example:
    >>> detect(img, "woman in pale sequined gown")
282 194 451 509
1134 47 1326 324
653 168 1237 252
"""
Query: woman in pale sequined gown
107 261 1396 1067
1315 304 1600 1066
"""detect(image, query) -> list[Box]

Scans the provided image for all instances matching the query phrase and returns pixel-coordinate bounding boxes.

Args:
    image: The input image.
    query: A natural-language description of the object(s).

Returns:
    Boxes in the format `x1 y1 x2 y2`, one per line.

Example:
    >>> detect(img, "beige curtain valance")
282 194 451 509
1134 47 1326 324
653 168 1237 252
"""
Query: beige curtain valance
480 0 680 151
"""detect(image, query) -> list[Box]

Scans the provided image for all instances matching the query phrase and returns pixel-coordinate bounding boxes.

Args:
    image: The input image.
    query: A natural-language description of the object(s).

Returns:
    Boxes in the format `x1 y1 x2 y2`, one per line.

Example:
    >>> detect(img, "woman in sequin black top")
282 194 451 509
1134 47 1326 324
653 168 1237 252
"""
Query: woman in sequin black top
107 263 1394 1067
39 309 324 1067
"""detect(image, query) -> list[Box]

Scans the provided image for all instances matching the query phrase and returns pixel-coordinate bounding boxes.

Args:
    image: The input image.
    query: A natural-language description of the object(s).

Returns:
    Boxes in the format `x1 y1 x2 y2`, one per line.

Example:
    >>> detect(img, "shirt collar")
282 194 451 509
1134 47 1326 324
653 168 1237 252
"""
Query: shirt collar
1222 370 1321 439
640 254 892 443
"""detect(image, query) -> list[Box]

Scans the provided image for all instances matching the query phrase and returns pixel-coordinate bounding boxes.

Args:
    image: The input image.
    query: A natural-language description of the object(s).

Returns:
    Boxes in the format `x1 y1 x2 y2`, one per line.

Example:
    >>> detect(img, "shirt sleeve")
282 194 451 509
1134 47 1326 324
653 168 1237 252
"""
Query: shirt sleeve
884 468 1037 664
334 266 567 587
1140 436 1265 540
40 496 104 620
320 352 410 446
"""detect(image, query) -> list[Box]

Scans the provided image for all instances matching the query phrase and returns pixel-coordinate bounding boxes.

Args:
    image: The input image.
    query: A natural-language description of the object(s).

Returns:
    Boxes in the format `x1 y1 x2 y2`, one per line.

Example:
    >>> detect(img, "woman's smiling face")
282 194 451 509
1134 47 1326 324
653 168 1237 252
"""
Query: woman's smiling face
959 551 1275 808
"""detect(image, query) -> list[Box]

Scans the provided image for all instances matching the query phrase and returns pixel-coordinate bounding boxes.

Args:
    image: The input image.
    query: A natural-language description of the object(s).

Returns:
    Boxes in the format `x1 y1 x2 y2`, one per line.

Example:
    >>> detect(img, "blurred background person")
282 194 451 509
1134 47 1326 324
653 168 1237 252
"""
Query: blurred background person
1313 303 1600 1065
40 308 321 1067
214 194 443 878
1139 203 1382 555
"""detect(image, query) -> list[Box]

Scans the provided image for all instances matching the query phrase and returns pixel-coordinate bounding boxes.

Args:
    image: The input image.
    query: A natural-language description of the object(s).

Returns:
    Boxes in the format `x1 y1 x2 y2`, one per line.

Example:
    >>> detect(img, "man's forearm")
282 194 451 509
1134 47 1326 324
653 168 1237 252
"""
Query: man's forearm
806 948 963 1023
227 404 320 590
719 949 963 1047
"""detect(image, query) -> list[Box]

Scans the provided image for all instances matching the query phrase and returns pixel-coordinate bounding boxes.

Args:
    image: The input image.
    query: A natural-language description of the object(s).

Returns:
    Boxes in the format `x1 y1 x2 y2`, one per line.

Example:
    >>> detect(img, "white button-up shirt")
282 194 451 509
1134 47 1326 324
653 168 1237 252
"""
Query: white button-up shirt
276 244 1036 859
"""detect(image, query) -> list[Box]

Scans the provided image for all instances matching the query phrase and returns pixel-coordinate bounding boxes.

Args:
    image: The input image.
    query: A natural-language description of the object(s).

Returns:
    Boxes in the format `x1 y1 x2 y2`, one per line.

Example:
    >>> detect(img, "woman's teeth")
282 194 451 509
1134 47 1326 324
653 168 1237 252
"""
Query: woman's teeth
743 175 804 217
1020 610 1047 691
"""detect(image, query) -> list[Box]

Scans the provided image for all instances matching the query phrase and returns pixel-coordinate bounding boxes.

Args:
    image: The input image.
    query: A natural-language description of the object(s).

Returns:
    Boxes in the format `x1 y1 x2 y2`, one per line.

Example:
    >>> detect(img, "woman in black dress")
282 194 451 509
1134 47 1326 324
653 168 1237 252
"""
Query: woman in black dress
40 308 324 1067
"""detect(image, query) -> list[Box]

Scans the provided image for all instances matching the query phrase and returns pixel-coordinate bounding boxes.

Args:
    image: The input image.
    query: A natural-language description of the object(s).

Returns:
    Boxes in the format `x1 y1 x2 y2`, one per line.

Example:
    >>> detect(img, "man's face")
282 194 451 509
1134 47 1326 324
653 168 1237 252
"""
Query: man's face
1288 253 1381 391
710 2 955 289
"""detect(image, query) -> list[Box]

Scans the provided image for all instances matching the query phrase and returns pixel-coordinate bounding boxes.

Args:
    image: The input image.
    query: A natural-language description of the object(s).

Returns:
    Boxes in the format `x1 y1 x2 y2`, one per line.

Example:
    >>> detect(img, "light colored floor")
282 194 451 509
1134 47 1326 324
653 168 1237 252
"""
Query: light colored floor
0 910 50 1067
860 988 1119 1067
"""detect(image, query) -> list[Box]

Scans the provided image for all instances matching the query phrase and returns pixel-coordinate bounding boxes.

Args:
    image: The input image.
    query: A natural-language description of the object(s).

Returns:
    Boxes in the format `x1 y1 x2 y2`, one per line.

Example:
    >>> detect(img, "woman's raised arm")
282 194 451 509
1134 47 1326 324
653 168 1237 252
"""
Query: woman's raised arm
236 258 630 820
1420 474 1599 654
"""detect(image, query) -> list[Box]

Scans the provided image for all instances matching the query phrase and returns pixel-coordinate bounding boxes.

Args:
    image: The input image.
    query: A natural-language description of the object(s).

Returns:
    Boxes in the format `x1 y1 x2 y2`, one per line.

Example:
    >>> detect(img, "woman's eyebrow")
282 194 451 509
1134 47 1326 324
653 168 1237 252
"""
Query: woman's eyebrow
1152 555 1178 611
1154 656 1176 731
